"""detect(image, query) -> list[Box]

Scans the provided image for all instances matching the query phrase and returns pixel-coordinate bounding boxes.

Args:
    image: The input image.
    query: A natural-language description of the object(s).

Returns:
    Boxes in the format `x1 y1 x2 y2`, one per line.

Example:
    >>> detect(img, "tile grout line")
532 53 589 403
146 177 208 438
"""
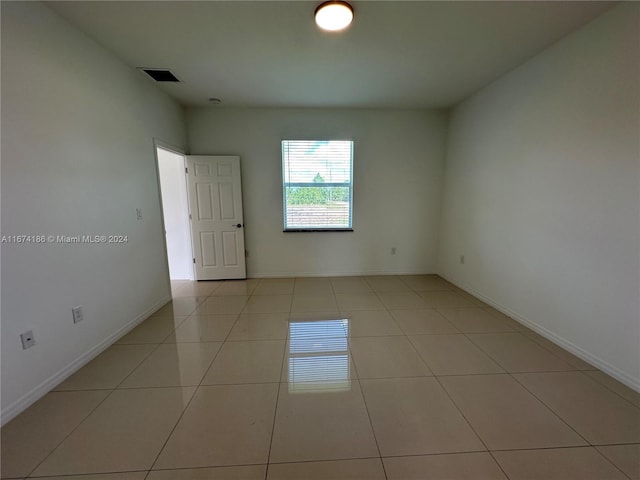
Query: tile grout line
431 374 512 480
263 291 292 480
144 284 240 476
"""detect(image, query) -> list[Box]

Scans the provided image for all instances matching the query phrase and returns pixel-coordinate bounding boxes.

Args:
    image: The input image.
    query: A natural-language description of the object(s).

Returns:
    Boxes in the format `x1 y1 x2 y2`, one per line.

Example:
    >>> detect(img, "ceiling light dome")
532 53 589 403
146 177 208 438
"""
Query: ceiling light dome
315 1 354 31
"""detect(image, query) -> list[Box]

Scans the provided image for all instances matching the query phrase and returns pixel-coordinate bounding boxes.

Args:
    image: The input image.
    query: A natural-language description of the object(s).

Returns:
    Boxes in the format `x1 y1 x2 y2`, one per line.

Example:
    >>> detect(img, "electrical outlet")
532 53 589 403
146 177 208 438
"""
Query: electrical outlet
391 247 397 255
20 330 35 350
460 255 465 264
72 306 84 324
136 208 143 220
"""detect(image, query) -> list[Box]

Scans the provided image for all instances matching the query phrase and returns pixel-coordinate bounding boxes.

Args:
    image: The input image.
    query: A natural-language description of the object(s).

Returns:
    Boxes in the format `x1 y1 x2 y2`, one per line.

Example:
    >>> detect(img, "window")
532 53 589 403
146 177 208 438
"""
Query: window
282 140 353 231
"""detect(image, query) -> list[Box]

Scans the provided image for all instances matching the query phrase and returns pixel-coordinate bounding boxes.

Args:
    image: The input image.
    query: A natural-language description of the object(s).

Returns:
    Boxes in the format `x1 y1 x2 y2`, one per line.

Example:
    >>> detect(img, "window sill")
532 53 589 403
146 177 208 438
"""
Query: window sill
284 229 354 233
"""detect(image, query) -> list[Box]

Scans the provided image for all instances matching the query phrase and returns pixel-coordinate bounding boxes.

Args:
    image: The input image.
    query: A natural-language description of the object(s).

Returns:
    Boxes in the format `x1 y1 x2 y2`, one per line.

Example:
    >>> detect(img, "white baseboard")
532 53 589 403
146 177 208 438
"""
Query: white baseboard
249 270 436 279
440 274 640 393
1 294 172 426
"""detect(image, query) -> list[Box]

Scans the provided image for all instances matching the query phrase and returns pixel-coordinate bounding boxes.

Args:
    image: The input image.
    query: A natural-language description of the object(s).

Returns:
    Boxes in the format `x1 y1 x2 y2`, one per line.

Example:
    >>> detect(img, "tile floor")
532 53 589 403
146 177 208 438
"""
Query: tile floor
2 275 639 479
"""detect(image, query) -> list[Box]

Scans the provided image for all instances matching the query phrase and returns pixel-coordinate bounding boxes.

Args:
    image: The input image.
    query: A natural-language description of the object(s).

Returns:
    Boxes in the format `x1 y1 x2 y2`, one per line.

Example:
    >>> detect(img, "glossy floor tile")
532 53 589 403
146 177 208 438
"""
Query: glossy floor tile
383 452 508 480
3 275 639 480
267 458 386 479
439 374 587 450
119 342 221 388
226 312 290 341
514 371 640 444
148 465 267 479
269 382 378 463
596 444 640 480
437 307 518 333
409 334 504 375
154 384 278 469
349 336 432 379
390 308 459 335
54 344 155 391
201 340 285 384
164 314 238 343
1 391 109 478
341 309 404 337
33 387 195 476
468 332 576 372
361 377 484 456
493 447 629 480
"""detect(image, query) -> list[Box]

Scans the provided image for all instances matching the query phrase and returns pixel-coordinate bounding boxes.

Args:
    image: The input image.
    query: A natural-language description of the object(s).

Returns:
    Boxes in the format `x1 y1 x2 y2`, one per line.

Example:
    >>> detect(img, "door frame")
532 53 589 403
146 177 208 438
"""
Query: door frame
153 139 193 289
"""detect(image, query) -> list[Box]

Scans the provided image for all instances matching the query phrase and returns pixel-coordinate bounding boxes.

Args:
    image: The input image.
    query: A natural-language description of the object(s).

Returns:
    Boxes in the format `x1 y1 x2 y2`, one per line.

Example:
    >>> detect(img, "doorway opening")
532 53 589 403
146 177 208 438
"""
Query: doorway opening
156 145 194 280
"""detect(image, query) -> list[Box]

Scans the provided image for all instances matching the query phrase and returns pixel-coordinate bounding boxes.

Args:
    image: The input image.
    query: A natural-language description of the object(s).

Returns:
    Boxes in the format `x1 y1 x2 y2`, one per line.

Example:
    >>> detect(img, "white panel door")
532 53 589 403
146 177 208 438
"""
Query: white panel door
186 155 246 280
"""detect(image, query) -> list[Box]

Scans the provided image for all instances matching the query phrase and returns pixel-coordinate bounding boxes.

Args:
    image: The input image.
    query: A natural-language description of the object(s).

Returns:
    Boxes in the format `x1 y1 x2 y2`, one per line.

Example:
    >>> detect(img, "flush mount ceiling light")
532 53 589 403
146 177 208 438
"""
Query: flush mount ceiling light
315 1 354 31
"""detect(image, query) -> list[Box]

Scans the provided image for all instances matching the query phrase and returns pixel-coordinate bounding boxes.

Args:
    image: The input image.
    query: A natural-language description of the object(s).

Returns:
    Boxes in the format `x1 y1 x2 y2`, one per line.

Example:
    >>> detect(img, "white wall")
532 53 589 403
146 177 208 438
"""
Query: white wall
438 4 640 389
187 108 447 277
157 148 193 280
1 2 186 422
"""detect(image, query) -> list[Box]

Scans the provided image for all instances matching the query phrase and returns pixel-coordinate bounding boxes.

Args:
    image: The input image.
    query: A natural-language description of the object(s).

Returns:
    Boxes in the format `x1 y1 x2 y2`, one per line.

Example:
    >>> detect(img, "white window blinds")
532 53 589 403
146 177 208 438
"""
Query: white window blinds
282 140 353 231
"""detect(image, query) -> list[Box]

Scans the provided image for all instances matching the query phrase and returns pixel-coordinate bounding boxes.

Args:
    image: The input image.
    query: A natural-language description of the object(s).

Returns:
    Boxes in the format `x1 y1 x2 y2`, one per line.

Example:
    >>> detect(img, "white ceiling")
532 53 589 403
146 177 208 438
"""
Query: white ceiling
48 1 614 109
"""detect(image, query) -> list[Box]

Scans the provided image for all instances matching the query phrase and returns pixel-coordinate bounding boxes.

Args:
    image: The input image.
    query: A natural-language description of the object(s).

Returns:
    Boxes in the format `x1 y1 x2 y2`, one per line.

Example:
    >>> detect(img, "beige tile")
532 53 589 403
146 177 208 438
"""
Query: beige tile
54 345 155 391
0 391 109 478
585 370 640 408
400 275 452 292
243 294 292 313
227 312 289 341
420 291 476 308
341 310 403 337
201 340 284 385
33 474 147 480
270 381 378 463
360 377 484 456
211 279 259 296
33 387 195 476
493 447 629 480
173 282 220 297
409 334 504 375
596 444 640 480
154 384 278 469
281 336 358 386
439 374 588 450
349 336 432 379
483 307 529 331
148 465 267 479
437 308 517 333
468 333 575 372
117 316 186 344
119 343 221 388
283 316 355 385
448 288 487 307
294 278 334 295
253 279 295 295
524 332 595 370
199 295 249 315
378 291 430 309
330 277 372 293
291 293 338 313
164 314 238 343
335 293 384 310
391 309 459 335
155 297 206 316
267 458 386 479
363 276 410 292
383 452 507 480
288 312 349 337
514 371 640 444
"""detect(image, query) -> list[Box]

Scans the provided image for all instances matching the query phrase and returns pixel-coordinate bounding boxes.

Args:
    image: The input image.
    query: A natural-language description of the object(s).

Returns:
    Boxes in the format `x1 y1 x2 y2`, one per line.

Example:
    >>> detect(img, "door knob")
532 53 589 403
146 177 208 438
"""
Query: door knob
235 224 243 228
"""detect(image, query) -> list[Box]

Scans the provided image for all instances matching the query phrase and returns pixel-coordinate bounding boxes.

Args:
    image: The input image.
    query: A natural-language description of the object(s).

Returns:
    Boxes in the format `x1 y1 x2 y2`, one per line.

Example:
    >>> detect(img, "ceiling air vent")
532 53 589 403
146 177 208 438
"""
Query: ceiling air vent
140 68 180 82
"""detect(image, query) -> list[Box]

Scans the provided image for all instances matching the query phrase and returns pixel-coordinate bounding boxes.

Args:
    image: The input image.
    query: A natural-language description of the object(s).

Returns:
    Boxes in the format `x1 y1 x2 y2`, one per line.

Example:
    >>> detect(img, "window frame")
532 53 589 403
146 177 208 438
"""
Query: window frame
281 139 354 232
